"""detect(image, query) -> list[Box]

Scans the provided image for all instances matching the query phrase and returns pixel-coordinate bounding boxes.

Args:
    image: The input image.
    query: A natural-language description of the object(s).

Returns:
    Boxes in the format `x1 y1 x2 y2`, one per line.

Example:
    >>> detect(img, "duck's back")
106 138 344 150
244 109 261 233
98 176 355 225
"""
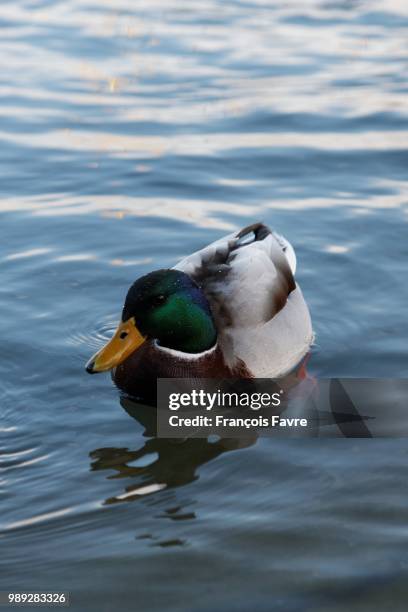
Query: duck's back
174 223 313 377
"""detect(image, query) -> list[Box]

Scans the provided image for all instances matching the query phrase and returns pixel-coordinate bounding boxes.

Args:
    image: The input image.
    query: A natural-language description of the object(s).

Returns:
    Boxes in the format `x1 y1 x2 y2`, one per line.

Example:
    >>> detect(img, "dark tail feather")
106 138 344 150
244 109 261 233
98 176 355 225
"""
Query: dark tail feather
236 222 270 244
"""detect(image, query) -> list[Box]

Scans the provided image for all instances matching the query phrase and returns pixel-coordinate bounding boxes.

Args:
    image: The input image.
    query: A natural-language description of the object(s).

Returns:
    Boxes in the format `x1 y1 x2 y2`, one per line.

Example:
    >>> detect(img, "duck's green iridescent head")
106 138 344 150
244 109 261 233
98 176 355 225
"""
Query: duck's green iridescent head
86 269 217 373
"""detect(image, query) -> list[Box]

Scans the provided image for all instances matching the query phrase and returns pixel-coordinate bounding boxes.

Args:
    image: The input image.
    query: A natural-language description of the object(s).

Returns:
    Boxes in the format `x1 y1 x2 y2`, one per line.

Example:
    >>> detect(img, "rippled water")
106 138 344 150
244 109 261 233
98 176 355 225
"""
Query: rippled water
1 1 408 610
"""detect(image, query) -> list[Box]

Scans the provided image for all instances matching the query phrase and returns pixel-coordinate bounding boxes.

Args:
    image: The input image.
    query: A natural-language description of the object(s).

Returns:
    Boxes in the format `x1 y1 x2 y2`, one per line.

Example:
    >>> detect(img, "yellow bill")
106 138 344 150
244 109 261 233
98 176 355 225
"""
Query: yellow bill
86 317 146 373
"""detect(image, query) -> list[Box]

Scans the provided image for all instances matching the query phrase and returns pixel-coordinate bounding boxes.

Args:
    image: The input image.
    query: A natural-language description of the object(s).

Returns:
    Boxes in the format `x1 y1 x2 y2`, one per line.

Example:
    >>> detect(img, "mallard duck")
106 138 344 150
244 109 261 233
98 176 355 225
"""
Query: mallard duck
86 223 313 393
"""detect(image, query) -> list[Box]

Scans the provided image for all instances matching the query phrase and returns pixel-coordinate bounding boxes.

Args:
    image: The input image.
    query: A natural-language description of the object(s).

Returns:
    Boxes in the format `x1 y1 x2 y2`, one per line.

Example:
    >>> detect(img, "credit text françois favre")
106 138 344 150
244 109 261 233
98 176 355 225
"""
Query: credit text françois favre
167 389 308 429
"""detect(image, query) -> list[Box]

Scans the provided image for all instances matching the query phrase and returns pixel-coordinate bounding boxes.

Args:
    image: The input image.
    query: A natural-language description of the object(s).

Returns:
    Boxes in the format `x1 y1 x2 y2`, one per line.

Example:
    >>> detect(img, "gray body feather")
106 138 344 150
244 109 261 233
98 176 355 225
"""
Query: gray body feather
174 223 313 377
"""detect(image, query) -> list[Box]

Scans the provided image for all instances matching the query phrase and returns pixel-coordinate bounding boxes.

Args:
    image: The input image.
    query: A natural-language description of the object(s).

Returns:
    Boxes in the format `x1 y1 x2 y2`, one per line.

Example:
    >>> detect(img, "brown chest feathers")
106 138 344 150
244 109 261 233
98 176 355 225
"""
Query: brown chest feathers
112 341 252 398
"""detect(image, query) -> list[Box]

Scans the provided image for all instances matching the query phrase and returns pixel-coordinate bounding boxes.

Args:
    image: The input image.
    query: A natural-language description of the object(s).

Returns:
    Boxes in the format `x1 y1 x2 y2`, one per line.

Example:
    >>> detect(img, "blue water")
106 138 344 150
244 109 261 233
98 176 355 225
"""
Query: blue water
1 1 408 610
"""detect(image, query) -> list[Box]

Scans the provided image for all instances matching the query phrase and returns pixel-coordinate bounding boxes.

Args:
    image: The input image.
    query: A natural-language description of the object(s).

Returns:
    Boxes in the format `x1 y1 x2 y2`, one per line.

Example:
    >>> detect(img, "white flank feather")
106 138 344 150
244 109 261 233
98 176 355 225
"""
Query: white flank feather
174 224 313 377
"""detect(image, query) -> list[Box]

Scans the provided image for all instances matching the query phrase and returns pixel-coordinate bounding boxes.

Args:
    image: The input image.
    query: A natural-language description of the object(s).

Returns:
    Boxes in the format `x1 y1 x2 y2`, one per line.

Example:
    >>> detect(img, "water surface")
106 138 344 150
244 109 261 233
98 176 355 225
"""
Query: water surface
1 1 408 610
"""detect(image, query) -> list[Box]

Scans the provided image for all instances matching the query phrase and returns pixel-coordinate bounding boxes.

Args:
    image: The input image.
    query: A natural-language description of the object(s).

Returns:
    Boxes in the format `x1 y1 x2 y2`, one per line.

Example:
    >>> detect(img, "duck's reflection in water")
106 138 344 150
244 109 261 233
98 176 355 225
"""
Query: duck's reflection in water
90 396 257 508
89 368 320 549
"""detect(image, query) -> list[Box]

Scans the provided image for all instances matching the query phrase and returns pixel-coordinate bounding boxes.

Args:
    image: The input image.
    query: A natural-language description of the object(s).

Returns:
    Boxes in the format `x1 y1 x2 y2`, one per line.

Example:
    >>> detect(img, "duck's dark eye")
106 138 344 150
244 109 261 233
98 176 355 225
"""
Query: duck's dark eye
120 331 128 339
152 294 166 306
